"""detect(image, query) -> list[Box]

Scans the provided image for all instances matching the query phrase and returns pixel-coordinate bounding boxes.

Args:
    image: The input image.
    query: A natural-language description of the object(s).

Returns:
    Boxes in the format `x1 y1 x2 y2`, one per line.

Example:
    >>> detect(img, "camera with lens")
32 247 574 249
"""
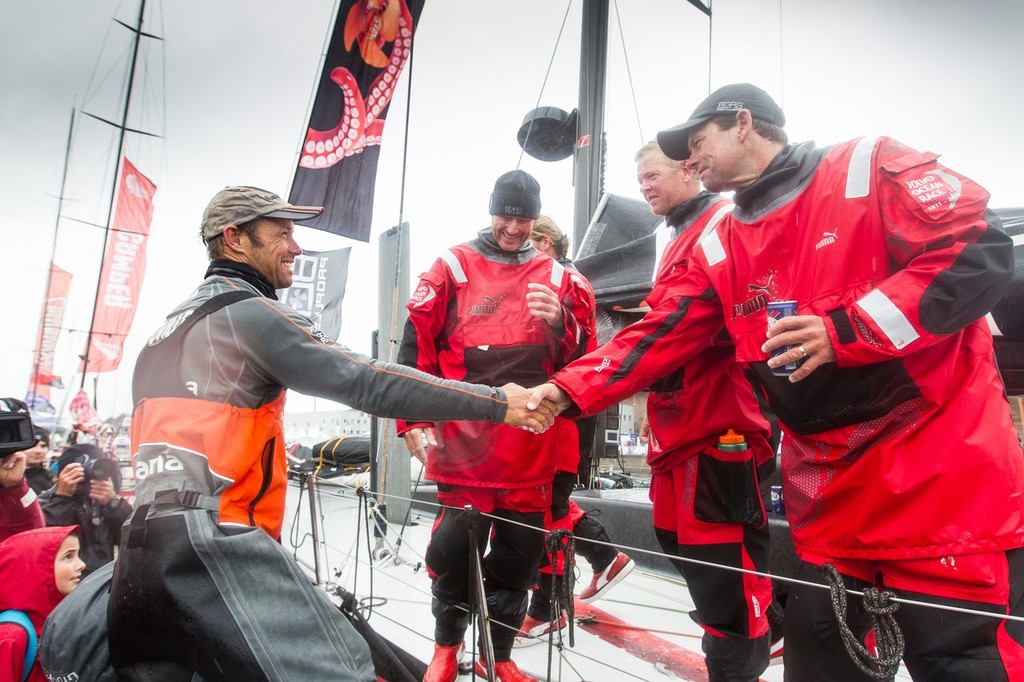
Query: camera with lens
59 441 120 489
69 452 119 484
0 397 35 458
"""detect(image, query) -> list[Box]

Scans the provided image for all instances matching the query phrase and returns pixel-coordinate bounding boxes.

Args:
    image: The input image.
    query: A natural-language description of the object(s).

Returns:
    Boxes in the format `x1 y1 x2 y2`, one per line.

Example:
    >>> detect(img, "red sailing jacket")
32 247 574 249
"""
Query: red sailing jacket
0 480 44 543
397 230 592 488
0 526 79 682
642 193 776 473
553 137 1024 561
554 259 599 474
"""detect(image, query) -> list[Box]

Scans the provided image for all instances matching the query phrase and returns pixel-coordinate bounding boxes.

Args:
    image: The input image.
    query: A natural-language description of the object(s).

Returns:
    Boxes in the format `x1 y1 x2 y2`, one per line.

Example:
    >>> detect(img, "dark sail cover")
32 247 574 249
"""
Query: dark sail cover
289 0 426 242
574 193 663 310
991 207 1024 394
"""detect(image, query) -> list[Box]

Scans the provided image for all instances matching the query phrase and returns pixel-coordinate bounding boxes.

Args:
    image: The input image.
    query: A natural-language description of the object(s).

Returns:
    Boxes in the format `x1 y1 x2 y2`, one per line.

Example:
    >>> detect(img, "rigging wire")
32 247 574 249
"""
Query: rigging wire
516 0 574 170
707 0 714 92
778 0 786 109
342 481 1024 629
610 0 645 147
297 482 691 682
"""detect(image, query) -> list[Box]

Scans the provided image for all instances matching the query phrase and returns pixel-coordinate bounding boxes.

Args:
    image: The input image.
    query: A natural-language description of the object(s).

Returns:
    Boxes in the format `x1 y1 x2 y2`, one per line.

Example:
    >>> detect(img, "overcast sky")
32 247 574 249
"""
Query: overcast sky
2 0 1022 421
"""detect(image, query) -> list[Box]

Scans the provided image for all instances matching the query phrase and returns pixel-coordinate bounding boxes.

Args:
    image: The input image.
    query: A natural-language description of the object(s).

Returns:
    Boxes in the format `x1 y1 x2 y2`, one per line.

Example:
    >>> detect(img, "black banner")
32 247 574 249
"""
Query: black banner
289 0 427 242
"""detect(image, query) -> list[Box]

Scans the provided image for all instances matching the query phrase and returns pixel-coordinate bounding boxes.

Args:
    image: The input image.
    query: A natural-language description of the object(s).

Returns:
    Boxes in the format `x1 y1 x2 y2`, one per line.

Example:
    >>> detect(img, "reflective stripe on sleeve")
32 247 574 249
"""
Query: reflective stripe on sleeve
857 289 919 349
701 204 733 240
440 250 468 283
845 136 877 199
651 221 671 282
698 209 731 266
550 260 565 287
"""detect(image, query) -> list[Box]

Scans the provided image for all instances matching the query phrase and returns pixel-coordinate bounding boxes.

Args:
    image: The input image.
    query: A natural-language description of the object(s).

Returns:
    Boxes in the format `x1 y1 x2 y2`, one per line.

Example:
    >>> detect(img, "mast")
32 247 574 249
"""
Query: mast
79 0 148 390
572 0 609 250
29 108 76 403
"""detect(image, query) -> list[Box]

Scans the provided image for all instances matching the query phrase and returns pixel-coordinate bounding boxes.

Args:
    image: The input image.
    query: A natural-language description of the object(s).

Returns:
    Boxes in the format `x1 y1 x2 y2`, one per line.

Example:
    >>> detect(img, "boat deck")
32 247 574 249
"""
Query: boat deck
282 477 913 682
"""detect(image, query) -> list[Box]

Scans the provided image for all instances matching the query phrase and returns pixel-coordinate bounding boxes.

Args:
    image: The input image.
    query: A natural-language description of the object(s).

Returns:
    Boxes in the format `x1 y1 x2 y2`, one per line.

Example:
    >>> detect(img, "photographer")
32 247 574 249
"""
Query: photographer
0 397 45 542
39 443 130 574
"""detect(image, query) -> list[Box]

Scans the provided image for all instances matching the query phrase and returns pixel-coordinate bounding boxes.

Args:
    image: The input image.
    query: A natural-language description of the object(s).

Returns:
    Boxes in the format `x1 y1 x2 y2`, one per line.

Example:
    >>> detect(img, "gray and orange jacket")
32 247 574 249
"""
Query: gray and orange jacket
131 262 514 539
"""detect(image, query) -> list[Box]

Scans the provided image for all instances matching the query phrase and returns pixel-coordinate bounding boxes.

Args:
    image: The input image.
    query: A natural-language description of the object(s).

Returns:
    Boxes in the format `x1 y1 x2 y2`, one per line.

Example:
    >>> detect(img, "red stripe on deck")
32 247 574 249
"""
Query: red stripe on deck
574 602 772 682
574 602 708 681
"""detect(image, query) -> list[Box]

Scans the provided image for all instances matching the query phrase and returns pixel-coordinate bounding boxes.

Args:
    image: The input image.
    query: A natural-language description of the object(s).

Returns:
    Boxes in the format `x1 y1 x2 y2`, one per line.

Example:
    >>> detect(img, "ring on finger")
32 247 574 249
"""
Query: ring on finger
797 345 808 358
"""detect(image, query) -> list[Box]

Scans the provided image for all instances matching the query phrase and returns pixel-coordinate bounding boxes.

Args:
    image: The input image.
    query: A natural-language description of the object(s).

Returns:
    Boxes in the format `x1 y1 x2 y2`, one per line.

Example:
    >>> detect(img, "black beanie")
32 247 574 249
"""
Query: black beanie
488 170 541 219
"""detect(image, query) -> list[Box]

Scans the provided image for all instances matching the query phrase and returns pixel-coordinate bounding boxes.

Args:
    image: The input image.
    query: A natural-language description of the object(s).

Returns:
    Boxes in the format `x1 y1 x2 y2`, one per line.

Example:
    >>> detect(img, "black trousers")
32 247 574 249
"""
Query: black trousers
108 508 374 681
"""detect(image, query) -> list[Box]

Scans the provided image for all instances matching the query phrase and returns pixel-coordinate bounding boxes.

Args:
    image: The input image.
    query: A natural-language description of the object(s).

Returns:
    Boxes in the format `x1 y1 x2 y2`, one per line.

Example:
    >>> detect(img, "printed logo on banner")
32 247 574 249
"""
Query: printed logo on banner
277 248 350 341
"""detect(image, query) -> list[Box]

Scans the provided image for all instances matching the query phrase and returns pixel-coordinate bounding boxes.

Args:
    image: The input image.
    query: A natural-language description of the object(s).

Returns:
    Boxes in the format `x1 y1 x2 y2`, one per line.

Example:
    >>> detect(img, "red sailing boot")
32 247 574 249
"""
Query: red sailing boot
423 642 463 682
473 657 538 682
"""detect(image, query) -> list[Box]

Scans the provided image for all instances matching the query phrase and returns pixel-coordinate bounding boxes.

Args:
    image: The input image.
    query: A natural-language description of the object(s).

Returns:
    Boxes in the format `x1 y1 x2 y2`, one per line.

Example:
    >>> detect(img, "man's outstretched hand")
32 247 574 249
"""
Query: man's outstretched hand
501 383 556 433
527 383 572 415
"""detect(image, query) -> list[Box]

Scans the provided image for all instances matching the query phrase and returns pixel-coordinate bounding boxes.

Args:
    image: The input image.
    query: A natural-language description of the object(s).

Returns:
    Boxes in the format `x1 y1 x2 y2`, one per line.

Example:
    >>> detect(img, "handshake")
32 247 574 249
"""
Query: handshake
500 382 571 434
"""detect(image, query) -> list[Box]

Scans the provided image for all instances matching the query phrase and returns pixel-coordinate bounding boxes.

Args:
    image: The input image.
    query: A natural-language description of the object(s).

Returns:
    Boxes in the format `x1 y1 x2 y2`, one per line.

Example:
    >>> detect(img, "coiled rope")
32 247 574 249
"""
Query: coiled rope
823 563 905 680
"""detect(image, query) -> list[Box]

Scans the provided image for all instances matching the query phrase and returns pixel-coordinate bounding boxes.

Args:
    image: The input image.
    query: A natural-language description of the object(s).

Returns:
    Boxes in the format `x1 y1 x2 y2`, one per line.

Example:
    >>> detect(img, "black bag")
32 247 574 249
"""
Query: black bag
40 563 120 682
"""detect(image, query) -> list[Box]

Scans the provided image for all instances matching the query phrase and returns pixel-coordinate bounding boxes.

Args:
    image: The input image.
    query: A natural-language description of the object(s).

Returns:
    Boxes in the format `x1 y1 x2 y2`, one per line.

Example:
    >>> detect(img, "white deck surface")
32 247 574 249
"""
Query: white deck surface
282 478 792 682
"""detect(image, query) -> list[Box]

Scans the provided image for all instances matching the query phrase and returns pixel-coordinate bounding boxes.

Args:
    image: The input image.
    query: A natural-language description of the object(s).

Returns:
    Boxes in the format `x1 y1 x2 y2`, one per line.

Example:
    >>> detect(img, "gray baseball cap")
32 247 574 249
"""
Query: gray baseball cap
200 186 323 240
657 83 786 160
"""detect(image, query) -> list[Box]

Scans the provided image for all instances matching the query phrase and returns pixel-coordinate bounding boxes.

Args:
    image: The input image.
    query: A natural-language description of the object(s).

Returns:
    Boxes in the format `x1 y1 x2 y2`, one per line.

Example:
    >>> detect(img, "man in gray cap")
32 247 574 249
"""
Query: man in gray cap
397 170 594 682
107 185 557 681
531 84 1023 680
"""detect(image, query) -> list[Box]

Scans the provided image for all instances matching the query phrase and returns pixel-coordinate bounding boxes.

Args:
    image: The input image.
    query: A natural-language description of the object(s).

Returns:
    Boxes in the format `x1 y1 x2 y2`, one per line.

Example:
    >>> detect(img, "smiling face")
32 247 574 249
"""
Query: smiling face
636 150 700 216
686 118 750 193
491 214 535 251
237 217 303 289
53 534 85 596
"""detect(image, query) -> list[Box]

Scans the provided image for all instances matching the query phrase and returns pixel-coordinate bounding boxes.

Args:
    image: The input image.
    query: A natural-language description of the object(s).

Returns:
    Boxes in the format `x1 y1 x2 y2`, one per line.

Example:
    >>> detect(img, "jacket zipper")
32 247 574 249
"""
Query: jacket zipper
248 437 275 527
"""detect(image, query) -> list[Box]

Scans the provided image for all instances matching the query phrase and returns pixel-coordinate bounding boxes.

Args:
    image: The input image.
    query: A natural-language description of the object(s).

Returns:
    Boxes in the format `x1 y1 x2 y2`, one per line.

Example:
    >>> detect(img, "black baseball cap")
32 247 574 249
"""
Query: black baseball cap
657 83 786 160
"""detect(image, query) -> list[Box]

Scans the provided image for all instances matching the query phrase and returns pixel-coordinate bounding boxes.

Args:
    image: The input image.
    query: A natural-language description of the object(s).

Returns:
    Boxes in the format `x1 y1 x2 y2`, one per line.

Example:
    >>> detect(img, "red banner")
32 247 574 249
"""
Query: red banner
82 157 157 373
69 389 101 434
30 264 72 399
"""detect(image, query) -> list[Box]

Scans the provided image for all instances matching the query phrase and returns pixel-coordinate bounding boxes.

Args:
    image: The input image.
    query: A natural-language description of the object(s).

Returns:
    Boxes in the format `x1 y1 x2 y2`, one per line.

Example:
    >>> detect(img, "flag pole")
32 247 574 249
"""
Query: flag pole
30 107 77 403
79 0 148 392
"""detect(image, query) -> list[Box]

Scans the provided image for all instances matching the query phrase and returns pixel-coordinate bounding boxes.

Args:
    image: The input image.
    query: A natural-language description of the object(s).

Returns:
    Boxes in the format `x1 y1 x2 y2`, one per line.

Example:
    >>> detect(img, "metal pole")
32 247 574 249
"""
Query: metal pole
30 108 76 403
80 0 147 384
572 0 609 250
304 472 323 585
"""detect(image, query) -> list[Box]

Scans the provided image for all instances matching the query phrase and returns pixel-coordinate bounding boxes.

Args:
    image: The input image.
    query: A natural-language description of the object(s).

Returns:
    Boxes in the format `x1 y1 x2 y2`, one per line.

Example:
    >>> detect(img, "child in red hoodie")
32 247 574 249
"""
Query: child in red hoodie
0 526 85 681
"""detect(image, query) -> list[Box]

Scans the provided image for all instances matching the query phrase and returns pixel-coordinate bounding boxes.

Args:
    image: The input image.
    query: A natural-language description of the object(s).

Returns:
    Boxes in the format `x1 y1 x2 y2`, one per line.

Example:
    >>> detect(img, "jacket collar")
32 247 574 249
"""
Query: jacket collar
205 259 279 299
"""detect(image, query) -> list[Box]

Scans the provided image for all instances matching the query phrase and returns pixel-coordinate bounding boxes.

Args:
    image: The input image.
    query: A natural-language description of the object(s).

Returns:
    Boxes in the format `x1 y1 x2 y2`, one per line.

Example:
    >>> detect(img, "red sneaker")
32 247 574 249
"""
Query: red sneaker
512 613 568 648
423 642 463 682
473 657 538 682
579 552 635 604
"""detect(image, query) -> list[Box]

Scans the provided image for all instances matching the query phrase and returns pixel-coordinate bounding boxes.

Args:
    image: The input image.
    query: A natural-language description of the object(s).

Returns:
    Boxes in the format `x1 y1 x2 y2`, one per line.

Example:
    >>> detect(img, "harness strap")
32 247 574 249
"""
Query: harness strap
0 610 36 680
125 490 222 548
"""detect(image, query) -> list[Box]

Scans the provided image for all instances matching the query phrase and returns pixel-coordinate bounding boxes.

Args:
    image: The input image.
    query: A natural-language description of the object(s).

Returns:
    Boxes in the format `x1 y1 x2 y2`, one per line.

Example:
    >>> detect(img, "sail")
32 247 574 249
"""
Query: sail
288 0 426 242
29 264 72 399
81 157 157 373
277 247 352 341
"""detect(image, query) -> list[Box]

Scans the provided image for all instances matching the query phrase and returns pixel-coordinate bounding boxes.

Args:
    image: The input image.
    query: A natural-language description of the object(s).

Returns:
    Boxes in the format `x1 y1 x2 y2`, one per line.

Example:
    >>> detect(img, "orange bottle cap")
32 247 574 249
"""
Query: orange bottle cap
718 428 746 445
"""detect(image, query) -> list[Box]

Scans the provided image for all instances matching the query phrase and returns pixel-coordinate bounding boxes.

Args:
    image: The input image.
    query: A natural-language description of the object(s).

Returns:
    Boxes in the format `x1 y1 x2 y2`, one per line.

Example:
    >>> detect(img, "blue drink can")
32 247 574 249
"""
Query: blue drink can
770 485 784 514
766 300 799 376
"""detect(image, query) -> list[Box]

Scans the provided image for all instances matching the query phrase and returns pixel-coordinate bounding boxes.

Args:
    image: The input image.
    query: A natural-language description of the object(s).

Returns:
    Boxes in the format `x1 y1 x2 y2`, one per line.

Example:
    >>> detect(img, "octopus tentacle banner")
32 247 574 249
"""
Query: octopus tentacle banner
288 0 426 242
